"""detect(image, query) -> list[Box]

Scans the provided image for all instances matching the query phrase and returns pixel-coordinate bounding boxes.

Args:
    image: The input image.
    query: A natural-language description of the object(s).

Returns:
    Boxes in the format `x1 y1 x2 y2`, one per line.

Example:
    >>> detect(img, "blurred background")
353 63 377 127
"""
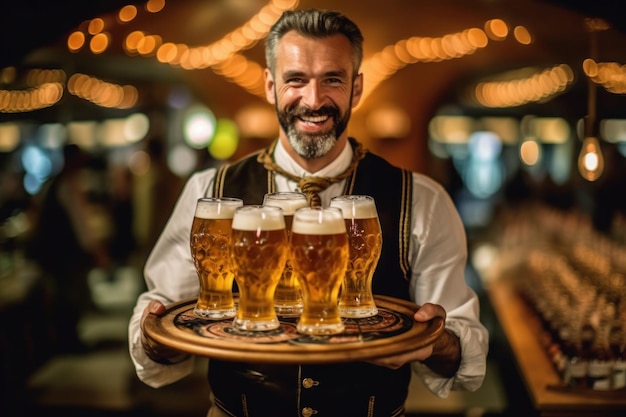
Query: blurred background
2 1 626 416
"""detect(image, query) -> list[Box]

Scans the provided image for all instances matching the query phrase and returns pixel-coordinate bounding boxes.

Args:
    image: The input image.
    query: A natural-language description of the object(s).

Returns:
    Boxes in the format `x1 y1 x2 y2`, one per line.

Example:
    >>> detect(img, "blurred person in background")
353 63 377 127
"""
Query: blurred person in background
25 144 111 353
107 161 136 268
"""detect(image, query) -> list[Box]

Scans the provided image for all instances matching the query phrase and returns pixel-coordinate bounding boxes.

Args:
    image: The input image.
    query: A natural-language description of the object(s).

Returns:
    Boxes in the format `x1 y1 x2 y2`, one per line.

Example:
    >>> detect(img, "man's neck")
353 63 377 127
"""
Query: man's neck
278 135 348 174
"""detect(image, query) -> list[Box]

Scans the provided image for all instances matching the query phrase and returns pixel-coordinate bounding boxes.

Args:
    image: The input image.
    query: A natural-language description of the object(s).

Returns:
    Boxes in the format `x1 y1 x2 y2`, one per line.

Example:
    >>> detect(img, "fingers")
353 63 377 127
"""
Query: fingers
140 300 166 330
148 299 166 314
414 302 446 323
369 303 446 369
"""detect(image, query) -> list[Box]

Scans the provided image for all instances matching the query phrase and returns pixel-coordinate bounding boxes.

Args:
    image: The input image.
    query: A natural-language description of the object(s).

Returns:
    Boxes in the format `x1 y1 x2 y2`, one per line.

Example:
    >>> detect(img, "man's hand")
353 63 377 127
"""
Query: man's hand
140 300 190 365
368 303 461 377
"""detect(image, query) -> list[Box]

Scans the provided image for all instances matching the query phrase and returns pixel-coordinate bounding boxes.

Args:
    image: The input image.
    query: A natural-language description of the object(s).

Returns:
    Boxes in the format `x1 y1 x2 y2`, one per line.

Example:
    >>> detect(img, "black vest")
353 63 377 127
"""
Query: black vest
209 139 414 417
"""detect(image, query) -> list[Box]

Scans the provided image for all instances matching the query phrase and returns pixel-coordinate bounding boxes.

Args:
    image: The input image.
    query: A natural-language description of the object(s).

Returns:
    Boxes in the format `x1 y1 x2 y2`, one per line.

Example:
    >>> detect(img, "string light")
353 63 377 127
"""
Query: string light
578 135 604 181
470 64 574 108
577 18 609 182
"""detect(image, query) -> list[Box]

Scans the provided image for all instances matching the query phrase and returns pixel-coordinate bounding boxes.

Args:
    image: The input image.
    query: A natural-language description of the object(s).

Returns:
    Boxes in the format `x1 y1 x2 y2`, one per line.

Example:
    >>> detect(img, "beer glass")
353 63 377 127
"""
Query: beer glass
231 205 289 331
190 197 243 319
330 195 381 318
263 191 308 315
290 207 349 335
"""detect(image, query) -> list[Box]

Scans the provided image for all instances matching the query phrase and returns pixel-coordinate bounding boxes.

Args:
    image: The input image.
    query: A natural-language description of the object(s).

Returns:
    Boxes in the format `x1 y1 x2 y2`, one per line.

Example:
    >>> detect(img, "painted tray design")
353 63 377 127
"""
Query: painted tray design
144 294 444 364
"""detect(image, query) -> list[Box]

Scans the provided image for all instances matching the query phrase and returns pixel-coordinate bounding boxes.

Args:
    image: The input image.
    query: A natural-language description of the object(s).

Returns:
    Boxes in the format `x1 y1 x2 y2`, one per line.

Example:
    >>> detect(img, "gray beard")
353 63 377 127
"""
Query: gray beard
286 126 337 159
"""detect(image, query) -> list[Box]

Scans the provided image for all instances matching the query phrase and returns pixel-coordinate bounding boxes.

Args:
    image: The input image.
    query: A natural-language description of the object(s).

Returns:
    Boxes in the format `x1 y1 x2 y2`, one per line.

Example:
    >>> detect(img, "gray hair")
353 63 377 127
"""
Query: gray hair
265 9 364 78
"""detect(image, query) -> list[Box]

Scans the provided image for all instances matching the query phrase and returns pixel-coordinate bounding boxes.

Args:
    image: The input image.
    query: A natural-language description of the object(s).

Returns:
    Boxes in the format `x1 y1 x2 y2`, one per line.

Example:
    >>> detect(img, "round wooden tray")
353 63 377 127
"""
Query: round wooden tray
144 294 444 364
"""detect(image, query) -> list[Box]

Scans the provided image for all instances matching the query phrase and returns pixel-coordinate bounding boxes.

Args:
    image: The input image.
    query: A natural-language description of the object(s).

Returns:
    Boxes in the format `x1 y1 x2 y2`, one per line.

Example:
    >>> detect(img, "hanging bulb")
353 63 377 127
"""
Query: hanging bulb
577 136 604 181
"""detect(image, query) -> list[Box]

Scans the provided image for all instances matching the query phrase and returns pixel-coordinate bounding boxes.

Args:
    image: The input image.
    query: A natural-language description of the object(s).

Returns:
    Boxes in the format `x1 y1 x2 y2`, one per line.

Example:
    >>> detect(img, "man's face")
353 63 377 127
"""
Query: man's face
265 32 363 159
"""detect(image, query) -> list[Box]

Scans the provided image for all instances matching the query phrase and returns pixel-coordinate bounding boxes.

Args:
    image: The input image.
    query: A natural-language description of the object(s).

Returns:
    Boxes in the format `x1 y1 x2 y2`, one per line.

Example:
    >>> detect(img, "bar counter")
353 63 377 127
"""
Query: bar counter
487 278 626 417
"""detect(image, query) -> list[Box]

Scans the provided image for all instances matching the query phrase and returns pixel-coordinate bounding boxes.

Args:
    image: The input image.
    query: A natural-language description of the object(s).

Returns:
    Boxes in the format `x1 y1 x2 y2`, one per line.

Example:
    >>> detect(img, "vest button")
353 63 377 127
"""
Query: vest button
301 407 318 417
302 377 319 389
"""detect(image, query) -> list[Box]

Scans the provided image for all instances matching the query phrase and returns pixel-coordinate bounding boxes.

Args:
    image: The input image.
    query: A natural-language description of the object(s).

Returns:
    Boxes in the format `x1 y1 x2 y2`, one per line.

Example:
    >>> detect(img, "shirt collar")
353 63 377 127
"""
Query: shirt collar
274 139 353 178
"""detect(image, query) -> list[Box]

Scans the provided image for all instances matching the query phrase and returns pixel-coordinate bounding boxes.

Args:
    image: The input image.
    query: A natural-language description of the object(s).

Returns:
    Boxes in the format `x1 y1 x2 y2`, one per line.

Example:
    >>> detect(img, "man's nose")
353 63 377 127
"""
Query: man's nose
300 81 324 109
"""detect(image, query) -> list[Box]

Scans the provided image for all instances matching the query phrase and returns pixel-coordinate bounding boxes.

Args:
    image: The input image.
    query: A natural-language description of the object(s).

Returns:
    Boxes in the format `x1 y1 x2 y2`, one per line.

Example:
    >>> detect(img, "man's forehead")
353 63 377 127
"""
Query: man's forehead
275 32 354 73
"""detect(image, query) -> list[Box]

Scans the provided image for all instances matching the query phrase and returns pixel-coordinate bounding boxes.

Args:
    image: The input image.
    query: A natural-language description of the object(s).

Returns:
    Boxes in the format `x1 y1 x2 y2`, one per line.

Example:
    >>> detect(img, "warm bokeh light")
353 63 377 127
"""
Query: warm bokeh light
578 136 605 181
25 69 66 87
67 31 86 52
532 117 570 144
90 32 110 54
124 31 145 55
67 73 138 109
0 122 20 152
67 121 97 149
234 105 278 138
146 0 166 14
99 119 128 147
473 64 574 108
124 113 150 143
471 243 499 280
513 26 532 45
584 59 626 94
485 19 508 40
360 26 492 104
0 83 64 113
119 5 138 23
155 42 178 63
0 67 16 84
137 35 162 56
54 2 538 112
365 105 411 139
479 117 519 144
429 115 475 143
520 139 541 166
88 18 105 35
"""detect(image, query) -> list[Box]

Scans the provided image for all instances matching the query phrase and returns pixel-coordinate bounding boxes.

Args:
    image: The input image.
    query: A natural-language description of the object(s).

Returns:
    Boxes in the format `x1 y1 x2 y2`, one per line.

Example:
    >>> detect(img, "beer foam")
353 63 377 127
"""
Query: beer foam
330 197 378 219
264 199 308 215
195 200 241 219
232 206 286 231
291 209 346 234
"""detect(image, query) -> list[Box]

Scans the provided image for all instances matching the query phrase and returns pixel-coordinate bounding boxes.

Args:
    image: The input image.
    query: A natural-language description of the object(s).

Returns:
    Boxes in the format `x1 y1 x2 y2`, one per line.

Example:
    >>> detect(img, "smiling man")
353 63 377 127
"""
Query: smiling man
268 29 360 168
129 8 488 417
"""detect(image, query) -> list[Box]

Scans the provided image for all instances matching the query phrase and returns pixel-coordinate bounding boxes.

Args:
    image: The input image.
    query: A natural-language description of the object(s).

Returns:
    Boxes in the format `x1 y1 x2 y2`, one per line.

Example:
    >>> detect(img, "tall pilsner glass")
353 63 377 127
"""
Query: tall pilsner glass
290 207 349 335
231 205 289 331
190 197 243 319
330 195 381 318
263 192 308 315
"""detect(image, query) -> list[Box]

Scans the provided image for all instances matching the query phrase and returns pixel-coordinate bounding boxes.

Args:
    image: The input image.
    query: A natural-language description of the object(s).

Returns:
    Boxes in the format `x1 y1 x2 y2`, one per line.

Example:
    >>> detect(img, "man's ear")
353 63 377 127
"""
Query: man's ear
351 73 364 108
264 68 276 104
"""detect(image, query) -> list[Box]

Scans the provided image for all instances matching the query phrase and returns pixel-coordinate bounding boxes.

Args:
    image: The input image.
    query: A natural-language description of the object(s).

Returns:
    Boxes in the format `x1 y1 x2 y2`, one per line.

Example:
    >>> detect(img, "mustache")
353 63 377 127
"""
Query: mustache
287 105 339 120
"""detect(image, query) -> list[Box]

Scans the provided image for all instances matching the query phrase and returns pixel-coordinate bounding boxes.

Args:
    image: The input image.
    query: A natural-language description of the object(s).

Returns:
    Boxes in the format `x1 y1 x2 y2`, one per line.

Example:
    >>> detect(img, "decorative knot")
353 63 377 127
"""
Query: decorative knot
257 140 367 207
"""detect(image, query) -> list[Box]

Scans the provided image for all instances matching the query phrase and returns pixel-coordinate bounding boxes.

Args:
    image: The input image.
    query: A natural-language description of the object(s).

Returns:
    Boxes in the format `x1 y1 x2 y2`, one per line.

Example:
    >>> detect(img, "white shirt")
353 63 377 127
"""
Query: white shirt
128 140 489 397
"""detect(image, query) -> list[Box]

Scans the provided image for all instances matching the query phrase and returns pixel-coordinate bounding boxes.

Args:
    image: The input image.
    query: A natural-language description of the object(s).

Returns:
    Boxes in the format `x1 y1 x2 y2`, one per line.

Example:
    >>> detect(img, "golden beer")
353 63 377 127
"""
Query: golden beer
330 195 381 318
263 192 308 315
290 207 349 335
190 197 243 319
231 205 288 331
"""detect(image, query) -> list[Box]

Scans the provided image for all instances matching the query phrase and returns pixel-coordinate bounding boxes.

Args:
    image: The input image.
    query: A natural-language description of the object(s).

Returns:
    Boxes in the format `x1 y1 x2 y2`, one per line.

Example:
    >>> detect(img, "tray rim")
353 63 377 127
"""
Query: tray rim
144 294 444 364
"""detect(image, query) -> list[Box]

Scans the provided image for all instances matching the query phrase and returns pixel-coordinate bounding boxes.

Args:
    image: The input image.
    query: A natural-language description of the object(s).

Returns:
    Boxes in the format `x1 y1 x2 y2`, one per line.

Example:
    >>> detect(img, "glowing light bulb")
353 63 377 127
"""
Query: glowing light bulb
577 136 604 181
